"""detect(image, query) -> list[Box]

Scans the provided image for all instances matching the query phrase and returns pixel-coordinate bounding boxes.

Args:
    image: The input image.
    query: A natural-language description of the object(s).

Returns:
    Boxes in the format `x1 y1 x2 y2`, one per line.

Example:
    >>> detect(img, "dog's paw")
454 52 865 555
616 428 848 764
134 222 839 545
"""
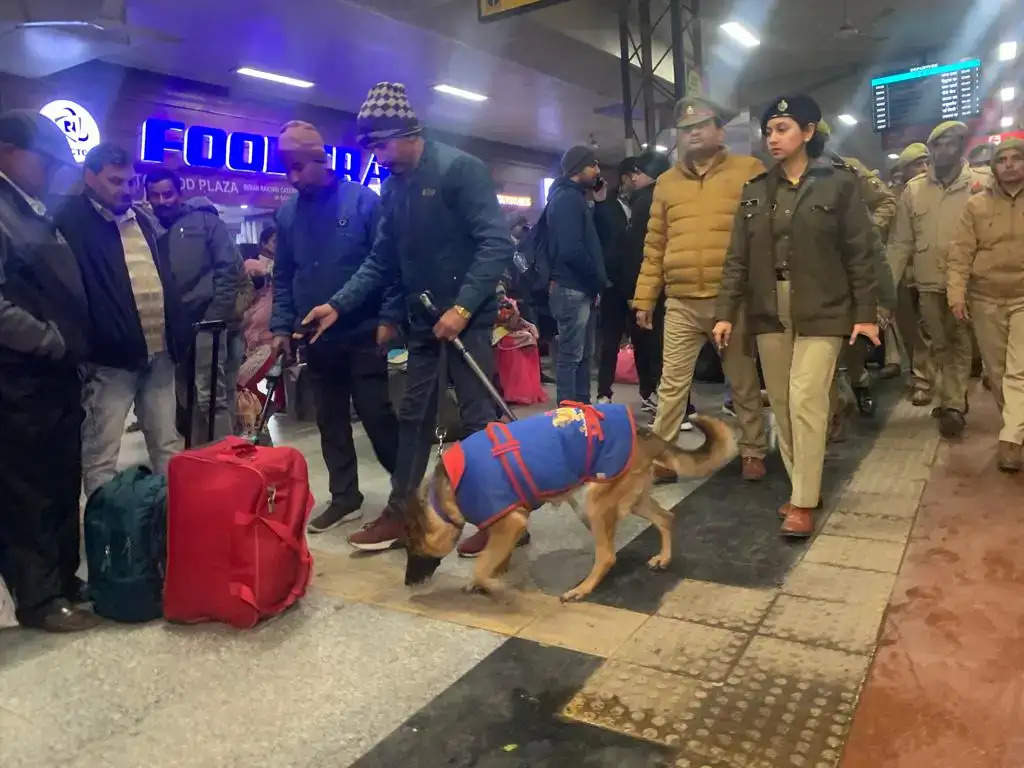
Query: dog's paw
647 555 671 571
559 588 589 603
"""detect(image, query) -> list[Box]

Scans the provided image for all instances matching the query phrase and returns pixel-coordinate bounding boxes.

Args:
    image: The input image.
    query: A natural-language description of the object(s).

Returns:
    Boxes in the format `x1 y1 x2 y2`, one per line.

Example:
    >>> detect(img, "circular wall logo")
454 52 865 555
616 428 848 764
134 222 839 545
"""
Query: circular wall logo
38 100 101 164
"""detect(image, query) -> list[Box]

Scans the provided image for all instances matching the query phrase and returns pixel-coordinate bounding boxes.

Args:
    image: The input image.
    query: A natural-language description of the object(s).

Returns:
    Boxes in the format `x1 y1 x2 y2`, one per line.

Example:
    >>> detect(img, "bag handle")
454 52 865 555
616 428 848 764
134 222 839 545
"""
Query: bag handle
229 515 312 618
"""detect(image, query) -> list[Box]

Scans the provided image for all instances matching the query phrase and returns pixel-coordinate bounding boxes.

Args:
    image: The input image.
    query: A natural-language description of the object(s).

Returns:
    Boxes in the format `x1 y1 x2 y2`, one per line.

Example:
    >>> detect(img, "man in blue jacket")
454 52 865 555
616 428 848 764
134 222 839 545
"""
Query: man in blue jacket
300 82 513 554
270 120 400 534
547 146 609 405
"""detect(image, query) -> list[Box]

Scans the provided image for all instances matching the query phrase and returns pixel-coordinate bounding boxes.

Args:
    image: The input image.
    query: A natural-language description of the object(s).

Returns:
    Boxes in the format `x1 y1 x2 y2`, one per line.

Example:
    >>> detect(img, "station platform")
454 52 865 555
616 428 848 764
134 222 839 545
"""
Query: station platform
1 377 1020 768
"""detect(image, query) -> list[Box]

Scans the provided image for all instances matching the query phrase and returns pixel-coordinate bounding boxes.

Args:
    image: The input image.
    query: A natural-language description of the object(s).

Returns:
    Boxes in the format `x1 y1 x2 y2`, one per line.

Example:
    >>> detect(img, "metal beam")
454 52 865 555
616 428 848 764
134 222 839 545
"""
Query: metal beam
618 0 702 154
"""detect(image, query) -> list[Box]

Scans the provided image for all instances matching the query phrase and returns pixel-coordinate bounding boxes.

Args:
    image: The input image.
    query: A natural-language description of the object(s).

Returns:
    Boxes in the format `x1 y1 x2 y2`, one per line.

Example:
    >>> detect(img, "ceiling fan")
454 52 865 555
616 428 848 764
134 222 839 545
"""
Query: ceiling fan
833 0 893 43
7 0 181 44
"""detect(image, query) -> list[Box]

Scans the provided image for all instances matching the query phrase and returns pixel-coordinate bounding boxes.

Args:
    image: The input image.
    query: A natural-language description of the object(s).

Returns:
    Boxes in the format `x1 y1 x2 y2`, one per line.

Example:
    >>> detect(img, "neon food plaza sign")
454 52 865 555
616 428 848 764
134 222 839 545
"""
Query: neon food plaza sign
139 117 386 188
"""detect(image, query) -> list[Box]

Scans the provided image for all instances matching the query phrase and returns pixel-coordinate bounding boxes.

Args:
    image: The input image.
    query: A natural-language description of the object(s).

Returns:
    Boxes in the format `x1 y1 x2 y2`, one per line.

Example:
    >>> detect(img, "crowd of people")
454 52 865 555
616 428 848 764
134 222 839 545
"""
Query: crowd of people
1 77 1021 633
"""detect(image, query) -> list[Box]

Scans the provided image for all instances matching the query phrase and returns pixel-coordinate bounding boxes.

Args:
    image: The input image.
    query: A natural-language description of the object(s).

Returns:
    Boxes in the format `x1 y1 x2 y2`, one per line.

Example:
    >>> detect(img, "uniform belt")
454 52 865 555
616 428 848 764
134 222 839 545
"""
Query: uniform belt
775 269 790 281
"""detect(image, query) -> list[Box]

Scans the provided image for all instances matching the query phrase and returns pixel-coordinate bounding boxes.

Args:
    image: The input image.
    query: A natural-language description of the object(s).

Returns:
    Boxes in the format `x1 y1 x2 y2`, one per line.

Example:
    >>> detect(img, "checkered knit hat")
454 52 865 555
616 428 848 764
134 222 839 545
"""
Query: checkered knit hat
356 82 422 147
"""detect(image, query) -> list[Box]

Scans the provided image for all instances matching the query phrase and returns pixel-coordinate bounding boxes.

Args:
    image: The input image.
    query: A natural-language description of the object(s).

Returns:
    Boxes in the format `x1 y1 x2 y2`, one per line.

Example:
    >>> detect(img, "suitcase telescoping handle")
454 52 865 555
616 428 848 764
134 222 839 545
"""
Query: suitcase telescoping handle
184 319 228 450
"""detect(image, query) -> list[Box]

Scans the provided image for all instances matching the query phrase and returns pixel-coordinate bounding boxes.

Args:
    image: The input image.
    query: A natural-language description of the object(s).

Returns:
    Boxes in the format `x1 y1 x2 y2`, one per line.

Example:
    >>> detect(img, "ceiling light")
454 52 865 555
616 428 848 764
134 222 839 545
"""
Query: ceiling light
887 153 900 160
433 84 488 102
837 114 858 126
1000 87 1016 102
720 21 760 48
240 204 249 209
655 145 668 153
1001 115 1015 128
998 41 1018 61
236 67 314 88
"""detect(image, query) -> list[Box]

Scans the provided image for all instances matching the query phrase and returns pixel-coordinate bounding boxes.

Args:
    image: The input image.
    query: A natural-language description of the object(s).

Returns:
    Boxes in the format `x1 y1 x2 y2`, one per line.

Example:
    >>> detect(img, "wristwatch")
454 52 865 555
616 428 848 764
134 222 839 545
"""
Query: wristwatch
453 305 472 320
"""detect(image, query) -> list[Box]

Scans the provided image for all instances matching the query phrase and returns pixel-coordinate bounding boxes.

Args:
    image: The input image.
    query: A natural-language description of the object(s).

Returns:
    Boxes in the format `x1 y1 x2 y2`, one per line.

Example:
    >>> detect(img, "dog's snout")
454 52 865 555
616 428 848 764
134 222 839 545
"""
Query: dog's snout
405 553 442 586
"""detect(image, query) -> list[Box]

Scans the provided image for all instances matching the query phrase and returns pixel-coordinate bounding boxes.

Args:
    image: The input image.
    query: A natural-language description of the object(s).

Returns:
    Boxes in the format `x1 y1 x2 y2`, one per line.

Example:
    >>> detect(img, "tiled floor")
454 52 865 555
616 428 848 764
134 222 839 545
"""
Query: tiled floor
3 373 1021 767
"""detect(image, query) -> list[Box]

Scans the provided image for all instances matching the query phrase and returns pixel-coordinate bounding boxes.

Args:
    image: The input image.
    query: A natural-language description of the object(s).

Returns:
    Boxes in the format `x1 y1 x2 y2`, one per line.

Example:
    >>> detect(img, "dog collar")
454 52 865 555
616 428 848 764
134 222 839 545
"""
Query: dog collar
429 477 463 528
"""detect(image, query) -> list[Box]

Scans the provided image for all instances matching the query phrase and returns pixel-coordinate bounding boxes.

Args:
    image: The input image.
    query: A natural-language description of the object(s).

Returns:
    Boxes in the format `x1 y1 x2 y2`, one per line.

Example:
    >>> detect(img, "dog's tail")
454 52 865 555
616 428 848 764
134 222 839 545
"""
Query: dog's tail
653 414 738 478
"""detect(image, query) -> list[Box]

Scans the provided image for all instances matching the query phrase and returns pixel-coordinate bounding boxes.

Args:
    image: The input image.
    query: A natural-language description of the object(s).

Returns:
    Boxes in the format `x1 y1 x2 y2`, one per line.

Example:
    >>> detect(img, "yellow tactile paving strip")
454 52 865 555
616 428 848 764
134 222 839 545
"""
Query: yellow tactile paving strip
310 397 940 766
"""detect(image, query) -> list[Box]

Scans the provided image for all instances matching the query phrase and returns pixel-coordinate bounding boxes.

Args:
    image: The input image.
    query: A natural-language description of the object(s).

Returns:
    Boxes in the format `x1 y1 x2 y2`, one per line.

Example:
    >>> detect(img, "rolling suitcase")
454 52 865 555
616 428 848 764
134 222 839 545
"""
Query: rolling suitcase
165 324 314 628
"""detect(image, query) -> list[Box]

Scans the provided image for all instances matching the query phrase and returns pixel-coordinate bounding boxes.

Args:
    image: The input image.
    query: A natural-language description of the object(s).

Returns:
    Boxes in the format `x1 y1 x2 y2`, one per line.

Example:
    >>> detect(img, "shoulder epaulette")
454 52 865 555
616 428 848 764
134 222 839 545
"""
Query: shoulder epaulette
745 171 768 185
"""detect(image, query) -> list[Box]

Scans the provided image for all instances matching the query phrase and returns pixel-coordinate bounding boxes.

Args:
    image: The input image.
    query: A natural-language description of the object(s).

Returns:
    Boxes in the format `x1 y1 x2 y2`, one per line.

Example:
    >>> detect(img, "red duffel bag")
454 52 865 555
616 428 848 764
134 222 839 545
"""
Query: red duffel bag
164 437 314 628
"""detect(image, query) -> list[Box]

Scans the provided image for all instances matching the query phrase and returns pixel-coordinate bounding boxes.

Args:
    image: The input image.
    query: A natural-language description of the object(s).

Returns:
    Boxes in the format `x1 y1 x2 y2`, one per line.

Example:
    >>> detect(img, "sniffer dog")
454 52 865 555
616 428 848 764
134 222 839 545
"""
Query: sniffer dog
404 403 736 603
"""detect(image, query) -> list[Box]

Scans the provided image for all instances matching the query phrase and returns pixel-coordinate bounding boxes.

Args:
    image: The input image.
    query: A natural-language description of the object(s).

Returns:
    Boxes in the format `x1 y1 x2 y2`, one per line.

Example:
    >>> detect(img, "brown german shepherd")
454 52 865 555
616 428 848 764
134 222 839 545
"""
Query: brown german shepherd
404 415 736 603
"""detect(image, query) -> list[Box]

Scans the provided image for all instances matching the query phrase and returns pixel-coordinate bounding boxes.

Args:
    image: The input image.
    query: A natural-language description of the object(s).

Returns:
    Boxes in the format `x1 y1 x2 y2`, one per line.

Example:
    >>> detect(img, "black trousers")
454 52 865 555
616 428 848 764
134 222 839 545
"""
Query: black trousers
0 362 83 620
389 326 497 510
597 287 664 400
305 340 398 510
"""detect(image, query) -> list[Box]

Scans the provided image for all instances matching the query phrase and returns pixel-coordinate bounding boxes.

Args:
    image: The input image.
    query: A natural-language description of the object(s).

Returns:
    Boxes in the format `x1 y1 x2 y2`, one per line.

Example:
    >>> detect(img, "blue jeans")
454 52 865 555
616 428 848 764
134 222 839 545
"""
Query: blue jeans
550 285 596 405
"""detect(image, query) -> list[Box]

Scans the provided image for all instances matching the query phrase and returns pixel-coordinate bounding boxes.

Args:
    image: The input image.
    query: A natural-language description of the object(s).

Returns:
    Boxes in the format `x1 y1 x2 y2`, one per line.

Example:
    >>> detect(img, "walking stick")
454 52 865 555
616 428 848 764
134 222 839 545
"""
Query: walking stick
418 292 517 422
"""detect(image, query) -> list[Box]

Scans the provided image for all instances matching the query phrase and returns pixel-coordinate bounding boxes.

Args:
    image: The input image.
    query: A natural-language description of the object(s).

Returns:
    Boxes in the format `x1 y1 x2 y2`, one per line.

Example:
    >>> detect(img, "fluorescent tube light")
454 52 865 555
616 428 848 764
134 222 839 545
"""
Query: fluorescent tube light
236 67 314 89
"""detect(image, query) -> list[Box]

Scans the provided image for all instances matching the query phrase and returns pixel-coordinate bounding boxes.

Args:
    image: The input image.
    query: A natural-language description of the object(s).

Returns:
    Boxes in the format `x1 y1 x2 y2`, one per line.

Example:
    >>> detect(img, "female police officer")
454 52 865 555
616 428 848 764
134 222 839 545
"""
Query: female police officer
712 95 879 537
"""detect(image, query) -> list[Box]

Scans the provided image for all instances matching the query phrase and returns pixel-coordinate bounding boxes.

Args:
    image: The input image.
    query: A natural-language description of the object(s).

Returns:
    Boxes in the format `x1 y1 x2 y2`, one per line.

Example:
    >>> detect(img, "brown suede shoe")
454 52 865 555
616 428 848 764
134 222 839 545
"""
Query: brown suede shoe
780 506 815 537
998 441 1022 473
910 389 932 407
653 464 677 484
741 457 766 481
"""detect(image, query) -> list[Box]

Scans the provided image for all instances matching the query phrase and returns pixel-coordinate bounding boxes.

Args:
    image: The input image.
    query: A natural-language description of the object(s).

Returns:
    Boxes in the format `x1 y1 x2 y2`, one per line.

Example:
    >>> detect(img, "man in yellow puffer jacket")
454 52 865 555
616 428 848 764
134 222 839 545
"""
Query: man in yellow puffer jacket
633 97 768 482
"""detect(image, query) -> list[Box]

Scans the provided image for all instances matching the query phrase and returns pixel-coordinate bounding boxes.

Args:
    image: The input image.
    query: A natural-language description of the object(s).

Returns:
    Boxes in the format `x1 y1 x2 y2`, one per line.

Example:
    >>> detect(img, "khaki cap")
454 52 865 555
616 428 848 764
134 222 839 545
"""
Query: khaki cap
895 142 929 169
927 121 968 144
993 138 1024 166
675 96 736 128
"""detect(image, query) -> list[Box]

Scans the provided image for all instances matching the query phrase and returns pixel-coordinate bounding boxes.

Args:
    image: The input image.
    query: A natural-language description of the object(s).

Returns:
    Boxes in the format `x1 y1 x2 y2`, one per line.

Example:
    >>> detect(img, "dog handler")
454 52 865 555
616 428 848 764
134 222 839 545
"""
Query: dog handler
713 95 879 537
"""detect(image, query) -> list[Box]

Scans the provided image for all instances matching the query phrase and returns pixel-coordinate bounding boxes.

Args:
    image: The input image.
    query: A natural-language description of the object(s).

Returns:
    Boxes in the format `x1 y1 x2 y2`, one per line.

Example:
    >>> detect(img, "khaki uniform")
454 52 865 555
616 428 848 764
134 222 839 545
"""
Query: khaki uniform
829 157 896 418
947 182 1024 444
634 149 767 457
717 159 876 508
889 161 991 411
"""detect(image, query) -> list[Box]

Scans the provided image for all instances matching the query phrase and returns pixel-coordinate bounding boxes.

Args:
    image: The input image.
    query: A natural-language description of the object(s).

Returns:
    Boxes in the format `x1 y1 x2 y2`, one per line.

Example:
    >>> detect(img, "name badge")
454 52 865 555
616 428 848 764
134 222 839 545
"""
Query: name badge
740 198 759 208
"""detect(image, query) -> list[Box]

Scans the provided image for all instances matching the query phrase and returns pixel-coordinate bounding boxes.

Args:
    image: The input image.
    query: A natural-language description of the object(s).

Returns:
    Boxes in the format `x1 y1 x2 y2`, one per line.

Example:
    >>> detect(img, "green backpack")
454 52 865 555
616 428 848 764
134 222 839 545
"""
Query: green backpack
84 466 167 622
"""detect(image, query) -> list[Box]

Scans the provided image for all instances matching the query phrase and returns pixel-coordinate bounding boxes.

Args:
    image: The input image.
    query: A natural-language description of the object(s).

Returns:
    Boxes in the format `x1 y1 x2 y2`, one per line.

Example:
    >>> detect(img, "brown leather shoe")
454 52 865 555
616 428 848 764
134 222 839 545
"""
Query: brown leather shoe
778 500 822 519
998 441 1022 473
653 464 677 484
741 457 766 481
21 598 101 633
780 506 814 538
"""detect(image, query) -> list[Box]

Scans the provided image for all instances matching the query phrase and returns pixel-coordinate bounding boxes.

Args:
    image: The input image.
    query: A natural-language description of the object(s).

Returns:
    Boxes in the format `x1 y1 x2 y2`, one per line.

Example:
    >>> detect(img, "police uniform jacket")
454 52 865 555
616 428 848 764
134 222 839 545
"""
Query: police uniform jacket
715 157 877 337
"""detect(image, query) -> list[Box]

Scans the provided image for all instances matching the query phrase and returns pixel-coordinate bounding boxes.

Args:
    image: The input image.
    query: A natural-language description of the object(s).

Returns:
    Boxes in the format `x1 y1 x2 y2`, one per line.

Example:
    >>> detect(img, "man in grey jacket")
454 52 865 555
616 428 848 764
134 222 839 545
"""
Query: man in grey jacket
0 110 99 631
146 169 245 443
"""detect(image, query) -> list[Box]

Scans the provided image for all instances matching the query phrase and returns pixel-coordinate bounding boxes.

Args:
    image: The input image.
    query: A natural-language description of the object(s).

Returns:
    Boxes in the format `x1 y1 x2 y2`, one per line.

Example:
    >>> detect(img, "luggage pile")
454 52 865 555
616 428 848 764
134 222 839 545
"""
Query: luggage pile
84 323 314 629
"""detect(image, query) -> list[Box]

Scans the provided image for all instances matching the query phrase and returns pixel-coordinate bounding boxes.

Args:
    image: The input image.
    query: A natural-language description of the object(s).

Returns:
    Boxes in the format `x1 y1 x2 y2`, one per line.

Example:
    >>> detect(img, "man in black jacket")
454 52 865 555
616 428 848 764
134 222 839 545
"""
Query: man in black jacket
270 120 400 535
547 145 609 405
0 110 98 631
300 82 512 555
595 153 667 412
594 157 633 402
146 169 245 444
57 143 183 497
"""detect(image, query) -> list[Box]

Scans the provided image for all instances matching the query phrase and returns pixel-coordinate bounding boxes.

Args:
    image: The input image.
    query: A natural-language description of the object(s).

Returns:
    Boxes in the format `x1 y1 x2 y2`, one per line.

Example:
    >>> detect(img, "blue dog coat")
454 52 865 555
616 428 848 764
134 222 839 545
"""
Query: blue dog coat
436 403 636 529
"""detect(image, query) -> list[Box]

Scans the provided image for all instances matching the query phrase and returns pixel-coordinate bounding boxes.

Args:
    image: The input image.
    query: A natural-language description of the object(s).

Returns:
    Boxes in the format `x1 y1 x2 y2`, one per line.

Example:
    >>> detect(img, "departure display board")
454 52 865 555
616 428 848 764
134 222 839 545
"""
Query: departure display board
872 59 982 132
479 0 569 22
